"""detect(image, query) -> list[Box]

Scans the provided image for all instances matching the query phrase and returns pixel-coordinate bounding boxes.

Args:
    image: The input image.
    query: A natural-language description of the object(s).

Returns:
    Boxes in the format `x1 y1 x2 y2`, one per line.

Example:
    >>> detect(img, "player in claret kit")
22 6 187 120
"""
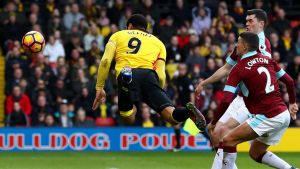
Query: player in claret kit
195 9 279 169
211 32 298 169
196 9 272 149
92 14 206 131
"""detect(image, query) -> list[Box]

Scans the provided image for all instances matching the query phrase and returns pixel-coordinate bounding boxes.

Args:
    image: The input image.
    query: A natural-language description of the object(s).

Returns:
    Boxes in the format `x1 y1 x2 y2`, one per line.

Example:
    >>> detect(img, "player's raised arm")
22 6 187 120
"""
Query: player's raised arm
154 41 167 88
92 40 116 110
274 62 298 119
154 59 166 88
195 50 236 96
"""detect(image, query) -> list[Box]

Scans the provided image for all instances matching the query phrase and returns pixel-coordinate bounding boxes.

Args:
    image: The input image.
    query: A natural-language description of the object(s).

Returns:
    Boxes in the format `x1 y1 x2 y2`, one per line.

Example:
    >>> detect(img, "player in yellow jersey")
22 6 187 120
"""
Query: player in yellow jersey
92 14 206 130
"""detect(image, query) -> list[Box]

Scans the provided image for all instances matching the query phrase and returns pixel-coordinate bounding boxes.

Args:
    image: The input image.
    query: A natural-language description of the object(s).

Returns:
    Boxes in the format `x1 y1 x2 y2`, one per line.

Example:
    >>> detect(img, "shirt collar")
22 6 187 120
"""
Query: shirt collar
258 31 265 45
241 51 257 60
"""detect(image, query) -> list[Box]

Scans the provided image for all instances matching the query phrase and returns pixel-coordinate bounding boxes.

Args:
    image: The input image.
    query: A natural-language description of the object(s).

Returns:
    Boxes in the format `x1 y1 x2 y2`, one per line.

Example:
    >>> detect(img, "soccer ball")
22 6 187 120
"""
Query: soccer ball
22 31 45 53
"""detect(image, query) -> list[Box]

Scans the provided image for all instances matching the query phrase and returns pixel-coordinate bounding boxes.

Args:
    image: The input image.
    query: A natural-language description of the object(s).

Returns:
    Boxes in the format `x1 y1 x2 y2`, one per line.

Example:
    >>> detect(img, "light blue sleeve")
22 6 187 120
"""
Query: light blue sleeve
276 69 286 79
224 85 237 93
226 56 237 66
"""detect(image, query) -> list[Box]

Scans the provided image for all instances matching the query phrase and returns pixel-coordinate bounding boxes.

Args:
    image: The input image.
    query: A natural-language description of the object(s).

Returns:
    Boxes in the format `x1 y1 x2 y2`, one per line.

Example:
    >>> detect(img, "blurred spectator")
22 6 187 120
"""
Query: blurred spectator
185 46 206 73
174 63 195 106
44 113 57 127
3 14 22 44
196 84 214 112
270 32 288 62
6 102 29 127
230 0 245 26
201 58 218 79
63 3 85 31
43 35 65 65
51 79 73 102
72 68 90 96
30 79 53 103
83 23 104 51
157 15 177 46
176 25 190 49
54 100 74 127
86 40 103 66
97 7 111 38
108 0 125 25
31 95 53 126
192 7 211 35
192 0 211 19
6 68 23 94
6 85 32 115
25 13 42 32
74 108 95 127
64 33 84 60
47 12 64 37
166 36 183 63
271 8 291 35
141 103 154 128
29 66 46 88
286 55 300 80
119 7 132 30
281 29 293 52
83 0 99 22
171 0 191 28
75 87 94 118
30 53 54 81
135 0 159 21
181 33 200 60
55 65 71 86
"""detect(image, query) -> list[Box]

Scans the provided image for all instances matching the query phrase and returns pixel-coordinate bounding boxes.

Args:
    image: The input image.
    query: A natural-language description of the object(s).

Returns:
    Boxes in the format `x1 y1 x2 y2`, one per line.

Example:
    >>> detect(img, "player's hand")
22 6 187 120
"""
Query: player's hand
207 122 215 135
289 103 298 120
92 89 106 111
195 81 205 97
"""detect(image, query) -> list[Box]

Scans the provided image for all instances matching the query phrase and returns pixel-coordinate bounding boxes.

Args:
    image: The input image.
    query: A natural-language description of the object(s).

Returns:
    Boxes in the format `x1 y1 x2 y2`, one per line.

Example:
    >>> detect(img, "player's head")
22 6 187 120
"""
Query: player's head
236 32 259 56
245 9 267 34
126 14 147 31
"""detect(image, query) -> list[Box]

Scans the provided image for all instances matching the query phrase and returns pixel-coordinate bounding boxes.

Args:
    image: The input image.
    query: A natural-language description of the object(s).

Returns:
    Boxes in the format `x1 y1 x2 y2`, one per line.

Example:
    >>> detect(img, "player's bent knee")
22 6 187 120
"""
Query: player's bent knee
219 124 232 138
222 135 235 147
161 107 177 125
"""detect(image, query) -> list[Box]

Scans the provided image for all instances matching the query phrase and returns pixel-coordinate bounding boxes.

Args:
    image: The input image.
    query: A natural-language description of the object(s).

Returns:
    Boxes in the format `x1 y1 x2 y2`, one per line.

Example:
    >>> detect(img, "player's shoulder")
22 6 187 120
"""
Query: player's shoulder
111 30 127 38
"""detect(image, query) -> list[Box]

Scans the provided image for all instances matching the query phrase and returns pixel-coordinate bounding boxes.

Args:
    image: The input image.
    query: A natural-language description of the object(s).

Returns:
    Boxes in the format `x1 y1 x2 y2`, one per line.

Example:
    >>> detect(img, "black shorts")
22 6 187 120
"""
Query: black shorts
118 68 174 113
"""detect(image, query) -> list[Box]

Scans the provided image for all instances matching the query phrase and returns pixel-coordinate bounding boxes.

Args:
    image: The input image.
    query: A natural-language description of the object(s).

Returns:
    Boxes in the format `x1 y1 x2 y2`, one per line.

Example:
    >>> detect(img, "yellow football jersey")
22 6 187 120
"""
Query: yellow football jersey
109 30 166 76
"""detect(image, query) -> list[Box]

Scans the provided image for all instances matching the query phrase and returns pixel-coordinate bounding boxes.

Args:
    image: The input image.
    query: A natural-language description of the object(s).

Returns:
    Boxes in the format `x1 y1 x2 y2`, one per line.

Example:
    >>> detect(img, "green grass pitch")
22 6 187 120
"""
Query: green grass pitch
0 152 298 169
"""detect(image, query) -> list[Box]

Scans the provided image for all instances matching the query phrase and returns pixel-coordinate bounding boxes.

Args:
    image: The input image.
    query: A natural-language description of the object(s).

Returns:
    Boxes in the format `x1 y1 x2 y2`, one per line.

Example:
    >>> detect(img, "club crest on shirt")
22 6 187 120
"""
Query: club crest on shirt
259 44 266 51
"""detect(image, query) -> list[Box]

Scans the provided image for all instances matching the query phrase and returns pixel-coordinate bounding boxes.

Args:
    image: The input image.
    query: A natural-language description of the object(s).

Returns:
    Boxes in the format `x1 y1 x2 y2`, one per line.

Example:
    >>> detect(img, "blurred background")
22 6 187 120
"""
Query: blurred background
0 0 300 129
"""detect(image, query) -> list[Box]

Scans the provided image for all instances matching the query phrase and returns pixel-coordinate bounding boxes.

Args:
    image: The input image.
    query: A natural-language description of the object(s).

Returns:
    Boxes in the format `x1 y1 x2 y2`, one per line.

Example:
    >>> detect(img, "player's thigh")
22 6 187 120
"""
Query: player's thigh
141 70 174 113
223 121 259 147
230 96 252 124
220 118 240 138
256 110 290 145
219 96 245 124
246 110 290 142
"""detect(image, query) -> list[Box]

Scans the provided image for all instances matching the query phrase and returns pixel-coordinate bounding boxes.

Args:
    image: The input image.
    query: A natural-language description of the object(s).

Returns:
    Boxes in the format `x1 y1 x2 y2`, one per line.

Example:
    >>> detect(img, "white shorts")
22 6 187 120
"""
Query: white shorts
219 96 251 124
246 110 290 145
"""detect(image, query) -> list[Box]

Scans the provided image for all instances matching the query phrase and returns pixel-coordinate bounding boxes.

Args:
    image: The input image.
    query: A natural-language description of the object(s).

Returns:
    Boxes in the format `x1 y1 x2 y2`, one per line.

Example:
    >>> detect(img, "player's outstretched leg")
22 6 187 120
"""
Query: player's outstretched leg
118 67 135 124
161 103 206 131
186 102 206 131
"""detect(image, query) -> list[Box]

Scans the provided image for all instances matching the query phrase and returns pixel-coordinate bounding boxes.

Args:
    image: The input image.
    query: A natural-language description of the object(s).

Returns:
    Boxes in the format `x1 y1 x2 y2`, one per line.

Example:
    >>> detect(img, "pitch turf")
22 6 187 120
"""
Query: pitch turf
0 152 299 169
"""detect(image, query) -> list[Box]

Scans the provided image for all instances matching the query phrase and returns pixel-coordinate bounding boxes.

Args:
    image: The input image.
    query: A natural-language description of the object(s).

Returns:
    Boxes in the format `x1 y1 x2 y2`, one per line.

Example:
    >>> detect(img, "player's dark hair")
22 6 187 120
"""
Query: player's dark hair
240 32 259 51
126 14 147 31
247 9 267 25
